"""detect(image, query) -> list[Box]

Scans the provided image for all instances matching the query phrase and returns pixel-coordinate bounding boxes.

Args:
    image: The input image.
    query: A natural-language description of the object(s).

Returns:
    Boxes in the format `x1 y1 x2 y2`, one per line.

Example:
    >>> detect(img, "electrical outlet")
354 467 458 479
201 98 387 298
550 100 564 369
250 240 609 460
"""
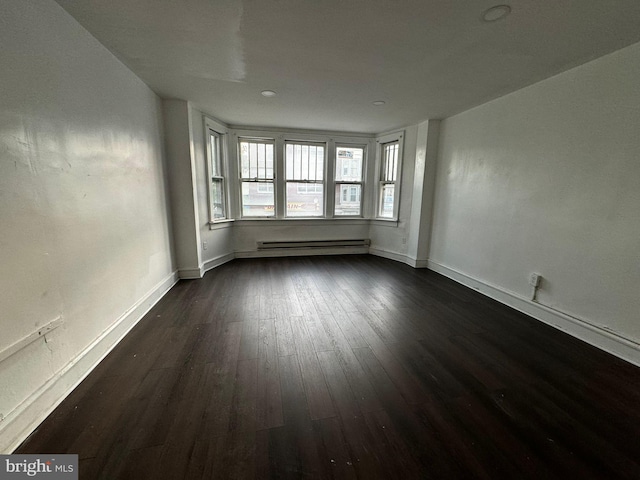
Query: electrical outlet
529 273 542 287
202 241 208 250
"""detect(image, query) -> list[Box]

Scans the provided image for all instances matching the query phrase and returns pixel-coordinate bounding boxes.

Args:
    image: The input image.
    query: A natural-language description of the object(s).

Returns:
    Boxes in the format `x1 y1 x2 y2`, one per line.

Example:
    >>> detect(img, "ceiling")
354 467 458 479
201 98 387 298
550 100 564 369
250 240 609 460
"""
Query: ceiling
55 0 640 134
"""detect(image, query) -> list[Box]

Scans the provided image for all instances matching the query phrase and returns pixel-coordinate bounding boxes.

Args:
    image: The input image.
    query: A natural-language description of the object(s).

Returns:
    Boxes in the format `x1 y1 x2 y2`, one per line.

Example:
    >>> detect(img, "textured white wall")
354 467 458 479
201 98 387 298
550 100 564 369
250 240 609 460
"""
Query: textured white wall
431 42 640 344
0 0 174 449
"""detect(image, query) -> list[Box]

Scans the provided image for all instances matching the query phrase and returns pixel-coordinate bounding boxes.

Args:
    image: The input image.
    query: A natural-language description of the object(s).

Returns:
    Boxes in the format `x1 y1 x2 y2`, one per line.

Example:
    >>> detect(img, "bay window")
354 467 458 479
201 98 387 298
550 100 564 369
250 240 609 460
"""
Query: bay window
230 129 388 221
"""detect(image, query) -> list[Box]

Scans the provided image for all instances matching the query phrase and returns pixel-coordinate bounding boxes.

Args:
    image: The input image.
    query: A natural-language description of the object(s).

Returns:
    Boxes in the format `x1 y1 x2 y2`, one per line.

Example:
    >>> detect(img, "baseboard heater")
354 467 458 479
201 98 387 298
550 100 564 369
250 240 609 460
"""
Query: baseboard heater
257 239 370 250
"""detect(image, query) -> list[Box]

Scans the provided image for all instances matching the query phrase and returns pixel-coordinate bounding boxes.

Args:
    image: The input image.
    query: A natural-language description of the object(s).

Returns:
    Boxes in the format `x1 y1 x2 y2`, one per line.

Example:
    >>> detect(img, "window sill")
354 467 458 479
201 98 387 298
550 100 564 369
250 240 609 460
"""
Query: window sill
370 218 399 227
211 218 398 228
208 219 235 230
234 217 370 227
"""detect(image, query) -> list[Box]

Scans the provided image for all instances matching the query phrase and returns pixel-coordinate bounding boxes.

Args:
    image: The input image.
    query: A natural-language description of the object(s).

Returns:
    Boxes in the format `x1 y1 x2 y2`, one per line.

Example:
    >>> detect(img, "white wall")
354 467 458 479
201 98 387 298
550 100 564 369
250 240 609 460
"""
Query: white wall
0 0 176 451
369 125 418 261
406 120 440 267
431 41 640 361
233 220 371 257
163 100 203 278
190 107 235 270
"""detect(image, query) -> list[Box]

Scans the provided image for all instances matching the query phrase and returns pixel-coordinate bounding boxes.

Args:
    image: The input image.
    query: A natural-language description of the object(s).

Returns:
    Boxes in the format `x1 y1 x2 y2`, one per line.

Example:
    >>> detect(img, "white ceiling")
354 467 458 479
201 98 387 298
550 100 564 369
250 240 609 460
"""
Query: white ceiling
55 0 640 134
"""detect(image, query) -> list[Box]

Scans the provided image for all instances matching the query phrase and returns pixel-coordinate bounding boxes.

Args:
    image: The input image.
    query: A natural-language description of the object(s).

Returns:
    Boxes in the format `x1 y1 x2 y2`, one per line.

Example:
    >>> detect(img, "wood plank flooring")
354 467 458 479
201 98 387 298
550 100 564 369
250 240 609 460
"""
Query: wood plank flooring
16 255 640 479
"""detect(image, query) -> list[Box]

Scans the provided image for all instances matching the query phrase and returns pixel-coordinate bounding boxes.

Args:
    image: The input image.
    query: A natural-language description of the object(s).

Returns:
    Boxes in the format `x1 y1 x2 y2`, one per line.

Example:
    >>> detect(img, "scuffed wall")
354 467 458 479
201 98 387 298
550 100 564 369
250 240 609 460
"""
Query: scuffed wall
0 0 175 450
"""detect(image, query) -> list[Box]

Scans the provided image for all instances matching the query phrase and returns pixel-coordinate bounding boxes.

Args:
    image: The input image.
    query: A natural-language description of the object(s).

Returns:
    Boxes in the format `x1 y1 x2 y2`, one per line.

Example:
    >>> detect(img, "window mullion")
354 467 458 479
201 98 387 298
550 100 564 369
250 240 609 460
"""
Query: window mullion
275 137 285 218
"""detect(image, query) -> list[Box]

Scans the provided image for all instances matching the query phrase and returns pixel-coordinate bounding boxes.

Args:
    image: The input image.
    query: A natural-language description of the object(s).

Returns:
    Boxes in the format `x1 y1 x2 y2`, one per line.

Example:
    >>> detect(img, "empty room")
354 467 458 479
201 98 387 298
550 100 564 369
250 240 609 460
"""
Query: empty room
1 0 640 478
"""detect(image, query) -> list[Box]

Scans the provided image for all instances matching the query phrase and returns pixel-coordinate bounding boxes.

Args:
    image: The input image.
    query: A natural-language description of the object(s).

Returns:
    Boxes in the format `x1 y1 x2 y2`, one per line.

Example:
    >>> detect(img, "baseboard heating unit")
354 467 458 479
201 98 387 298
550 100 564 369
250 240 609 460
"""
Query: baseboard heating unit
257 239 371 250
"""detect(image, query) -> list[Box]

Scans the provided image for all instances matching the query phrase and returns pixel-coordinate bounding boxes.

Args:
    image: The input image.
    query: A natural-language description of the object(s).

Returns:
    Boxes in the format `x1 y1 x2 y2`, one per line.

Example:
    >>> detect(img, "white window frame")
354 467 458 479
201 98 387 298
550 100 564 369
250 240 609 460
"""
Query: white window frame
204 117 229 223
238 137 276 218
284 140 327 218
375 131 404 221
334 143 366 217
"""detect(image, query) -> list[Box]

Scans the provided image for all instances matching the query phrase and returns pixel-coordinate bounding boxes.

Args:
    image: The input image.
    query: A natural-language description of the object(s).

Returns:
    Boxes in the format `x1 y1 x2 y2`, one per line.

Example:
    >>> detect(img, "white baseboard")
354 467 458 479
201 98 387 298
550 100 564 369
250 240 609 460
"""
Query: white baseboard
369 247 428 268
369 247 431 268
178 266 204 279
369 247 411 265
0 271 179 453
202 252 235 274
235 246 369 258
427 260 640 368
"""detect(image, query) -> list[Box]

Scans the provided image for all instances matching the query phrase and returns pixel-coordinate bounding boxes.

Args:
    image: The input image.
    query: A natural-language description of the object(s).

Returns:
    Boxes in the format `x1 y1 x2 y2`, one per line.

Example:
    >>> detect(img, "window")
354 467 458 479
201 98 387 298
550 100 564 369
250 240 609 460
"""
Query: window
378 139 401 218
285 142 325 217
207 127 227 221
334 145 364 216
239 139 275 217
233 129 374 220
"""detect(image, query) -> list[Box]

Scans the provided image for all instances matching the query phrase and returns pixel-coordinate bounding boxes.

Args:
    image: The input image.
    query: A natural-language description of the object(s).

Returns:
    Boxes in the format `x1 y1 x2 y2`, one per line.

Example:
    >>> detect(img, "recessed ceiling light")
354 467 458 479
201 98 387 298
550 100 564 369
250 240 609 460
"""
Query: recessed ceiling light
372 100 386 106
261 90 277 97
482 4 511 22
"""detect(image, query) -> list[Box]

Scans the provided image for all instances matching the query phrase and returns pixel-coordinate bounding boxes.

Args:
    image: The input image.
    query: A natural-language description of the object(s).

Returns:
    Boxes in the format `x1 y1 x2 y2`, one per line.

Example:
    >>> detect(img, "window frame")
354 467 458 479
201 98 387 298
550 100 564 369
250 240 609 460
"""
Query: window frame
284 140 327 218
204 118 229 223
238 137 276 218
375 131 404 221
333 143 366 218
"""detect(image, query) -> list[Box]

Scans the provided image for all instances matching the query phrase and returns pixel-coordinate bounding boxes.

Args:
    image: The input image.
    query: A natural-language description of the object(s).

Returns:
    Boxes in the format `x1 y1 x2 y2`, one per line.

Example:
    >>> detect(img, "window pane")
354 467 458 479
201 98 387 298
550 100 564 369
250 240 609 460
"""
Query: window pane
256 182 274 193
286 182 323 217
297 183 323 194
210 134 221 176
286 143 324 181
211 179 225 219
240 140 274 179
334 183 361 216
242 181 274 217
335 147 363 181
379 184 395 218
209 130 226 220
381 142 399 182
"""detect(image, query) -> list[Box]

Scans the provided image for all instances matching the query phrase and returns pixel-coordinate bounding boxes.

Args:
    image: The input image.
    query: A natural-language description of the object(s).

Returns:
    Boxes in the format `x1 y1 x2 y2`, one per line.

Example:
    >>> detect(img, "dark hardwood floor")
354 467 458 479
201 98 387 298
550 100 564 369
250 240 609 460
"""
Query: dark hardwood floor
16 255 640 479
